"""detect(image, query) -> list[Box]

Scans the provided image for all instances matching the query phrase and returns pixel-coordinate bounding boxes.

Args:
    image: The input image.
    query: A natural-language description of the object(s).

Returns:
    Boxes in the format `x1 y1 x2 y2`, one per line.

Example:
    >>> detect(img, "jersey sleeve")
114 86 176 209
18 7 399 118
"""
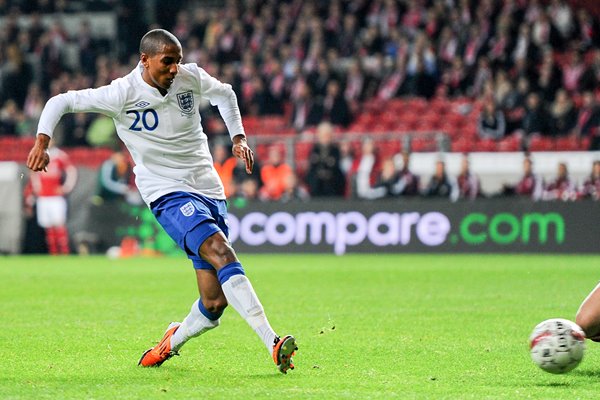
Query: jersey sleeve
37 81 125 138
193 65 245 140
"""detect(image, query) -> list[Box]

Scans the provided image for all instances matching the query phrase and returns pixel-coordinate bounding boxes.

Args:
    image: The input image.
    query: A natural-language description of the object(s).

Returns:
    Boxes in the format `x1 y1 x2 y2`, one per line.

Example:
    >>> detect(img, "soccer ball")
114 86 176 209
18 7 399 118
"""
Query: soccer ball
529 318 586 374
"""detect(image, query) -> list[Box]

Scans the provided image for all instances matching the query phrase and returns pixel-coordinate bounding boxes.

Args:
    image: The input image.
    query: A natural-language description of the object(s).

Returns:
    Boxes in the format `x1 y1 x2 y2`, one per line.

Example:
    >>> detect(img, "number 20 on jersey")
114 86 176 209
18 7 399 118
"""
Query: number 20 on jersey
127 109 159 131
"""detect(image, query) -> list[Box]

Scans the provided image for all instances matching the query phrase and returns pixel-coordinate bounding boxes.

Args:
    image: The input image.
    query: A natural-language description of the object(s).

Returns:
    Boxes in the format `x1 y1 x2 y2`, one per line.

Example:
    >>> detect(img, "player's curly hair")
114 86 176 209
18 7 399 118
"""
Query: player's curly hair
139 29 181 55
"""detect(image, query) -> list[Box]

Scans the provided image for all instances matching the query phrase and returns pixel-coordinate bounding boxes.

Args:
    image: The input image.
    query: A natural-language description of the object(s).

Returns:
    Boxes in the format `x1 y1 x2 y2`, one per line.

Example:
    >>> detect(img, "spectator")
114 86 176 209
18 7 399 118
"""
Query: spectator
0 100 20 136
262 59 286 115
471 57 493 99
549 89 577 137
392 150 420 196
307 59 331 98
575 8 598 51
77 20 99 76
38 23 69 94
579 160 600 200
502 76 529 134
423 160 458 201
512 23 537 67
1 44 34 108
290 82 322 132
233 156 262 197
442 56 469 97
372 157 402 198
233 177 261 202
60 113 92 147
549 0 575 43
213 142 238 198
259 145 293 201
580 49 600 92
531 11 555 50
23 83 45 128
279 171 311 203
355 138 383 200
573 91 600 150
478 100 506 141
521 92 551 144
504 155 544 200
542 161 577 201
456 154 481 200
344 59 365 109
338 139 355 176
377 52 408 101
492 69 513 107
535 50 562 104
321 80 352 127
306 122 345 197
95 149 140 204
562 50 586 93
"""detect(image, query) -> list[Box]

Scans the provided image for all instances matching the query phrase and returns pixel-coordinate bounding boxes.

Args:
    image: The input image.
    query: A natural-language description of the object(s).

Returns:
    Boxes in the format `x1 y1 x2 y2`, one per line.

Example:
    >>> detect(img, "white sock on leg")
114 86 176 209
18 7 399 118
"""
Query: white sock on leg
170 299 220 351
221 274 277 353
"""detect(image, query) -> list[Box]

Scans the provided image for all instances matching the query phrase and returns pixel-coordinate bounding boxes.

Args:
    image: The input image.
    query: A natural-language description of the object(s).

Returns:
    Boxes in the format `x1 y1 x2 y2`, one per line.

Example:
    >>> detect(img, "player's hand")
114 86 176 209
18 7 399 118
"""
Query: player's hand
26 134 51 172
232 135 254 174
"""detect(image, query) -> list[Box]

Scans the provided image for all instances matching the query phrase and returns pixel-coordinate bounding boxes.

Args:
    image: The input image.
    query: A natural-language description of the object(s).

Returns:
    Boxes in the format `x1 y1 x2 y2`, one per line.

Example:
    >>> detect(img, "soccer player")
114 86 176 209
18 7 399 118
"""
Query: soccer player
24 140 77 255
26 29 297 374
576 285 600 342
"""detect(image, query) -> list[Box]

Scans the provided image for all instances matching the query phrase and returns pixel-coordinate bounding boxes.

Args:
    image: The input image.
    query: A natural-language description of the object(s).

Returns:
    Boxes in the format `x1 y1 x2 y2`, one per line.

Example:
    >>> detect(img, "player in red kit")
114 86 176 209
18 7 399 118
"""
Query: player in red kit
25 142 77 254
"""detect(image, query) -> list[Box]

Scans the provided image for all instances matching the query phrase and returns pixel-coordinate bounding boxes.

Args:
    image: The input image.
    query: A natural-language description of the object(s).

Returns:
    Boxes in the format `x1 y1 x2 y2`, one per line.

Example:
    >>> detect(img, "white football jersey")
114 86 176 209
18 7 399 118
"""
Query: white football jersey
37 63 245 206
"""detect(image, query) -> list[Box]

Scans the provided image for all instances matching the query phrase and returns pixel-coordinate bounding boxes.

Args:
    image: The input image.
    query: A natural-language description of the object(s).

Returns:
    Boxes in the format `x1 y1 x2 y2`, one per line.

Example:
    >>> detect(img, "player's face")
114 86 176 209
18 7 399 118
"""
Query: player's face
141 43 182 93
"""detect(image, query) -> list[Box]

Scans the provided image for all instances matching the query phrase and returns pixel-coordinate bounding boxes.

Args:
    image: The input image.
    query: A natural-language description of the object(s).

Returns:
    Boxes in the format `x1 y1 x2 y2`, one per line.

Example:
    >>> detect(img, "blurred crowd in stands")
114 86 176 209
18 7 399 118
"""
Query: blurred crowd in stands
1 0 600 202
216 121 600 202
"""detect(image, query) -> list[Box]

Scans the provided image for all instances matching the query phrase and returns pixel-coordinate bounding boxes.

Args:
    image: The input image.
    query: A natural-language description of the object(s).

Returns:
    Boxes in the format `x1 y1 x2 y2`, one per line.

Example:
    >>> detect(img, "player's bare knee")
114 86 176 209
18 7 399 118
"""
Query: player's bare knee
201 236 238 268
204 297 228 314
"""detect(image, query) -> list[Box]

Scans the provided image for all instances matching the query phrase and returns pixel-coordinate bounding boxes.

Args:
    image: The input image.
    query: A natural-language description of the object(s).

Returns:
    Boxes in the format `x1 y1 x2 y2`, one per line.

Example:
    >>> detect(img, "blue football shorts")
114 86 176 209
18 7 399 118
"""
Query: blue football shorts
150 191 230 270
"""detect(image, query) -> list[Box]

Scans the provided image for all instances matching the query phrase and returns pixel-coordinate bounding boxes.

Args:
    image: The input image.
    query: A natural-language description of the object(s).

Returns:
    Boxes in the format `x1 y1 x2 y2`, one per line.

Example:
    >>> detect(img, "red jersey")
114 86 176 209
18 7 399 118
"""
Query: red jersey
30 147 77 197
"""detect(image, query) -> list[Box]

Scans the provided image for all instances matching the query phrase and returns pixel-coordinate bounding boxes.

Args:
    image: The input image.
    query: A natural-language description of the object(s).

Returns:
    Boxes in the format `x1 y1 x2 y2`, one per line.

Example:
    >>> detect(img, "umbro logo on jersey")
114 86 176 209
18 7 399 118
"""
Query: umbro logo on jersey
176 91 194 114
180 201 195 217
135 101 150 108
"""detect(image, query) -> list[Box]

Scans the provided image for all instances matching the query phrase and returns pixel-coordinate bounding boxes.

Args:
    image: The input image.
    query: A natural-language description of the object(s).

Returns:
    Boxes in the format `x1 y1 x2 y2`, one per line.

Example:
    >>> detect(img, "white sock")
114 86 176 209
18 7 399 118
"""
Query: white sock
221 274 277 353
170 299 220 351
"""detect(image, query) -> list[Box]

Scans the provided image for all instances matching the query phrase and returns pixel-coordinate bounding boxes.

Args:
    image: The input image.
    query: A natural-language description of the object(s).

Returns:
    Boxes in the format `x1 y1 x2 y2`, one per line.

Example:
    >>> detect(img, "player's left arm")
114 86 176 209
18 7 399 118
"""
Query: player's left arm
193 65 253 173
232 134 254 174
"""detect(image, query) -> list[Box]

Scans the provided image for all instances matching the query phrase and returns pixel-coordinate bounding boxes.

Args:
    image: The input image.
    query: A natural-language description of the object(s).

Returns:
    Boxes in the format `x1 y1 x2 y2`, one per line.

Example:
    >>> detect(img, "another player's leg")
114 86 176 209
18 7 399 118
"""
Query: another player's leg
576 282 600 342
54 225 70 254
45 227 58 255
139 268 225 367
36 198 59 255
200 233 298 373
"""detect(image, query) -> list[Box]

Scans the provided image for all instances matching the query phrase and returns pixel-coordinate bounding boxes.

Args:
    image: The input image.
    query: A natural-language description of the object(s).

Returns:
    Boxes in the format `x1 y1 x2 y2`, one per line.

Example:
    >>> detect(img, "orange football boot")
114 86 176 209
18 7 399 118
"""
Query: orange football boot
138 322 181 367
272 335 298 374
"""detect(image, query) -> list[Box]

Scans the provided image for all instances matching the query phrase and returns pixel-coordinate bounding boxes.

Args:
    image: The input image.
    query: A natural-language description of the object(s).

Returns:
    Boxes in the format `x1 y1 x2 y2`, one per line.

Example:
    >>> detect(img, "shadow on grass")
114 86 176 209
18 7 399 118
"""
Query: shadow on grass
535 382 572 388
571 369 600 378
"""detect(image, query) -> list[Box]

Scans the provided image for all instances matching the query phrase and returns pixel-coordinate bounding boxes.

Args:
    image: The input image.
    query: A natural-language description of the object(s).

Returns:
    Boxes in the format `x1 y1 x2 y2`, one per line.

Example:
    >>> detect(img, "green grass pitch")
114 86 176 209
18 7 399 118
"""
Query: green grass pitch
1 254 599 399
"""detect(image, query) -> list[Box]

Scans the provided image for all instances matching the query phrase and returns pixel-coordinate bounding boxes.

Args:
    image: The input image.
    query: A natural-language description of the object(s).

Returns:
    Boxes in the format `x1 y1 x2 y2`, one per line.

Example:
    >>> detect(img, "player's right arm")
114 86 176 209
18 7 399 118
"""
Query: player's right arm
27 133 51 172
26 82 125 172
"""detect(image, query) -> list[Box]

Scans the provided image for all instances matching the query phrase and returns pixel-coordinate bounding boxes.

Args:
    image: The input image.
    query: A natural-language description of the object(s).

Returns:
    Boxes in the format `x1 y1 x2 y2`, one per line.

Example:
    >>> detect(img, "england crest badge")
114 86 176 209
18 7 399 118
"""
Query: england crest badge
176 90 195 115
180 201 195 217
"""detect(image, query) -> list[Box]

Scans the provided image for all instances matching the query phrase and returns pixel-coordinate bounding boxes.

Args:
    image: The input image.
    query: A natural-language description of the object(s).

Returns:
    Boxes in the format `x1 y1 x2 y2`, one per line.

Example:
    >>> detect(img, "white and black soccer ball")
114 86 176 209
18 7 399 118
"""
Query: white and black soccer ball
529 318 586 374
